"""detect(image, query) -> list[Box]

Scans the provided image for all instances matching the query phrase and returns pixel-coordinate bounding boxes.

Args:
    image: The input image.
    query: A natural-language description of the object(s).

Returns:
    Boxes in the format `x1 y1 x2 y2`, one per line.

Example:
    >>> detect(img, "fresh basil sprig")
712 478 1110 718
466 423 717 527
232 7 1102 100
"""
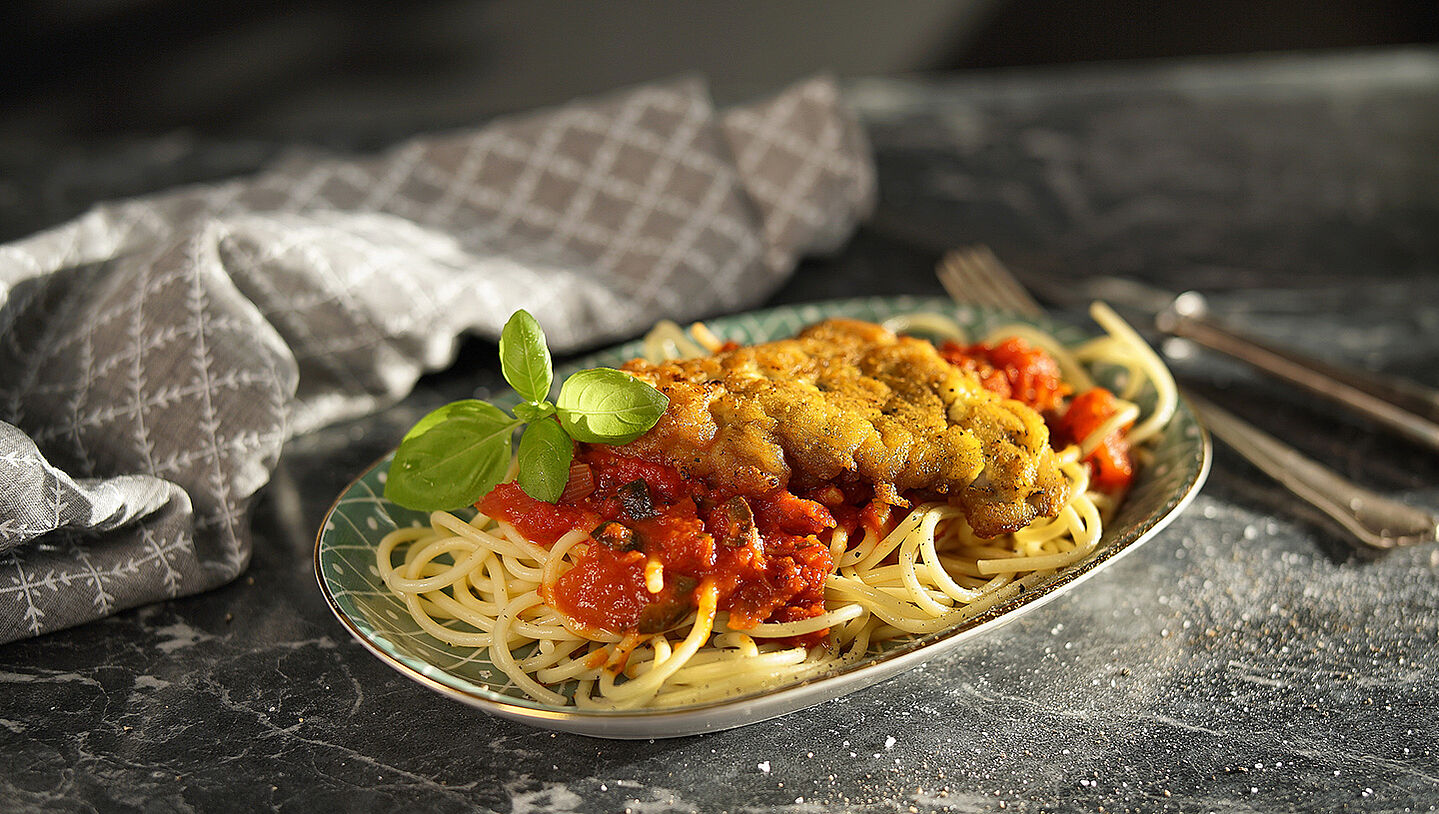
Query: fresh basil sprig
384 310 669 511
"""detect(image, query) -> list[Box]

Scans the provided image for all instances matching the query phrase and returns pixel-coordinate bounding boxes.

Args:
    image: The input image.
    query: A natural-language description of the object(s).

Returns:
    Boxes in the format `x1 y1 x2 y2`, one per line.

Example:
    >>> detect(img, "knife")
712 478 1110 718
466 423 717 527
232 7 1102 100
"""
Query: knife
1016 269 1439 453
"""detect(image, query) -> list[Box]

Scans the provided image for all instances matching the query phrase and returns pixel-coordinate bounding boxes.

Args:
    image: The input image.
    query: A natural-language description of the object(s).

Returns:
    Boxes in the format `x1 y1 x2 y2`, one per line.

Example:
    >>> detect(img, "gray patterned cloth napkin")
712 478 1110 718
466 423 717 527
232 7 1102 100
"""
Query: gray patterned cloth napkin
0 76 875 644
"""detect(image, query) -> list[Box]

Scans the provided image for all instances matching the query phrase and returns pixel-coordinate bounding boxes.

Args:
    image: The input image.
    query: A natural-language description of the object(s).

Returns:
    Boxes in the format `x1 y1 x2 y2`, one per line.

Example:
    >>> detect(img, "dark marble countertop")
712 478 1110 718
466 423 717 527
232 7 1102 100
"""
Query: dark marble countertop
4 48 1439 813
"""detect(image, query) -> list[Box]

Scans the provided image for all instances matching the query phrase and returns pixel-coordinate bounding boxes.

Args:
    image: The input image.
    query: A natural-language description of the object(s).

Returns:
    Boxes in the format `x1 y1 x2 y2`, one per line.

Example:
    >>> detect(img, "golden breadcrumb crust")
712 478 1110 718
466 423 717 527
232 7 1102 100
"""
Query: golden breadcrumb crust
619 319 1068 538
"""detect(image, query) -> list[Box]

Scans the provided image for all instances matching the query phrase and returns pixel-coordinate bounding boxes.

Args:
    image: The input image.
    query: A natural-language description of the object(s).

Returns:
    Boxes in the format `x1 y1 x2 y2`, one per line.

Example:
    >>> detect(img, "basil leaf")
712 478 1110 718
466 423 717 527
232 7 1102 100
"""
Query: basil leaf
517 419 574 502
385 414 520 511
512 401 555 424
402 399 512 443
556 368 669 444
499 310 552 405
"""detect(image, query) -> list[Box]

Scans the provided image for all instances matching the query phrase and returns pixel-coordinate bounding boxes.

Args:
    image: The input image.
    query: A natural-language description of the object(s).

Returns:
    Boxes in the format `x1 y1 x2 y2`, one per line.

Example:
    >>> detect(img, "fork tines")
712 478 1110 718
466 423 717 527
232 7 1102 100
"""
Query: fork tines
936 246 1044 317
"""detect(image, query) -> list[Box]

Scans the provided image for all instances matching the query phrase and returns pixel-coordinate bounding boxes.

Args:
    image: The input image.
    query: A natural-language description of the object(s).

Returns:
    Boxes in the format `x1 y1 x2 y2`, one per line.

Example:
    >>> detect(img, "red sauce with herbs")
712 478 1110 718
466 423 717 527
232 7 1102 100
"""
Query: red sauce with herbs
479 446 850 644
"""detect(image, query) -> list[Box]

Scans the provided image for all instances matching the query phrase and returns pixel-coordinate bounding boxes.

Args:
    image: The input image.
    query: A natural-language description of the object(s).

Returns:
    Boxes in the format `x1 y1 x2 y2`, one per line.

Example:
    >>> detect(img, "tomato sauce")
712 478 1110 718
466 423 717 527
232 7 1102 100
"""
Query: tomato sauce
1052 387 1135 492
548 546 652 631
479 446 841 644
939 337 1069 412
479 483 599 546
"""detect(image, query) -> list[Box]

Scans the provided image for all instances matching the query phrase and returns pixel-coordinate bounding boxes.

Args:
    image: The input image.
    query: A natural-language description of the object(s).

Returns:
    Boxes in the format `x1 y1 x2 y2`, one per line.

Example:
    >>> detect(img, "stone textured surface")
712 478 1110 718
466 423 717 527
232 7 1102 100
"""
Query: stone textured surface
3 49 1438 812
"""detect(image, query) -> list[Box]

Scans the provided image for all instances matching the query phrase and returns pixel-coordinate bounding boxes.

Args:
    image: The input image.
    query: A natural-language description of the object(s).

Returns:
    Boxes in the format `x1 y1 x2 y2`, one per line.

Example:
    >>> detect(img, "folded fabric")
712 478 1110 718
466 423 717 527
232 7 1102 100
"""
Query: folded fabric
0 76 875 643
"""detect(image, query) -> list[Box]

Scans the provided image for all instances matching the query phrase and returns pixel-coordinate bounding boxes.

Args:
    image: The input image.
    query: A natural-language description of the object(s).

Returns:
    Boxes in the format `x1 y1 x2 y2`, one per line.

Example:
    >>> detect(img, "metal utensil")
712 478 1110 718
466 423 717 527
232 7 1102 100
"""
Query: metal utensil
936 246 1438 551
1012 266 1439 451
1185 395 1437 549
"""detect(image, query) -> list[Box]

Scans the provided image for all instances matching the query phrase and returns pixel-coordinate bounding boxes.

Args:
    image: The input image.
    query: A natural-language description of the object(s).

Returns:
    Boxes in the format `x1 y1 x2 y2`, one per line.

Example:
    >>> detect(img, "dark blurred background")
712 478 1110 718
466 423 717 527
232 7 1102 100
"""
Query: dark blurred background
6 0 1439 141
2 0 1437 240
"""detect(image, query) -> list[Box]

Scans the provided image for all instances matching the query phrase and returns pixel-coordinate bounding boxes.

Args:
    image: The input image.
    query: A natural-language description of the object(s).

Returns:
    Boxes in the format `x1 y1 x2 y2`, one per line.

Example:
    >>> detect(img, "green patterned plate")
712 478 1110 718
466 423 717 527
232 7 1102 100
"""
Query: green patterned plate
315 297 1210 738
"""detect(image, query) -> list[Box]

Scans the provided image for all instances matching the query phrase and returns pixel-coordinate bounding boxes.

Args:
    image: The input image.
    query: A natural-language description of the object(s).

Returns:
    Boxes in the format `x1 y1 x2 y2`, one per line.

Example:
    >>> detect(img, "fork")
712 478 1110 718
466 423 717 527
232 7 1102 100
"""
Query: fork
937 246 1438 551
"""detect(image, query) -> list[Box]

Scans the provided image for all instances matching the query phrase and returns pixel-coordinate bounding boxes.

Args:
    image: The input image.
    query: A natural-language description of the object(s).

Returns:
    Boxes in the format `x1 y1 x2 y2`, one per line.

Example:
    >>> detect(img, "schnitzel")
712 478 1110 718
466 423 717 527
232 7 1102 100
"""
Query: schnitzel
619 319 1068 538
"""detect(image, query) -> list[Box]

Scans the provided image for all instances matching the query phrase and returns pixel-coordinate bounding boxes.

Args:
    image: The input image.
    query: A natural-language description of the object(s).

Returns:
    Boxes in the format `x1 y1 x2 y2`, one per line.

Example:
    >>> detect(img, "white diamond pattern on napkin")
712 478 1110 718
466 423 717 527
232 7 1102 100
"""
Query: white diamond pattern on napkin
0 76 875 643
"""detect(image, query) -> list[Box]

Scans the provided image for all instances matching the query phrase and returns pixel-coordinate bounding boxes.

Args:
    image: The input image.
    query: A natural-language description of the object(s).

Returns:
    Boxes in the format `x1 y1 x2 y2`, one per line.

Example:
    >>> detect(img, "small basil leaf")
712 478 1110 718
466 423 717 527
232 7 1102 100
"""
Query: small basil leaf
517 419 574 503
402 399 511 443
385 414 519 511
499 310 553 405
512 401 555 423
556 368 669 444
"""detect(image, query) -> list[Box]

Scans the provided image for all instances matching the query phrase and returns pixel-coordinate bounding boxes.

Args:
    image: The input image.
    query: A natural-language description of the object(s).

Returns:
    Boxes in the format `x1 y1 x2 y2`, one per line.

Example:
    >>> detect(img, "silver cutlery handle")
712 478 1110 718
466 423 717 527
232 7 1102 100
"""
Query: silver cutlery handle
1187 394 1438 550
1158 293 1439 452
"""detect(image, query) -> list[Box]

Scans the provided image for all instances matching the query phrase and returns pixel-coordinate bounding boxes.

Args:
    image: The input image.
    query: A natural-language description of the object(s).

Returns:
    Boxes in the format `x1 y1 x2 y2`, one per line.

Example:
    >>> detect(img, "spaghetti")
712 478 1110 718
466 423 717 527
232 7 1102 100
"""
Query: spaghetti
376 303 1177 709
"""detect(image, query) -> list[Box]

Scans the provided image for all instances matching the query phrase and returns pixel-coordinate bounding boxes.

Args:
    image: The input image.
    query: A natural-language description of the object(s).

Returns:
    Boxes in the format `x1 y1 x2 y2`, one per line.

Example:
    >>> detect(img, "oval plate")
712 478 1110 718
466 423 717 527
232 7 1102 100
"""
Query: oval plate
315 297 1210 738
